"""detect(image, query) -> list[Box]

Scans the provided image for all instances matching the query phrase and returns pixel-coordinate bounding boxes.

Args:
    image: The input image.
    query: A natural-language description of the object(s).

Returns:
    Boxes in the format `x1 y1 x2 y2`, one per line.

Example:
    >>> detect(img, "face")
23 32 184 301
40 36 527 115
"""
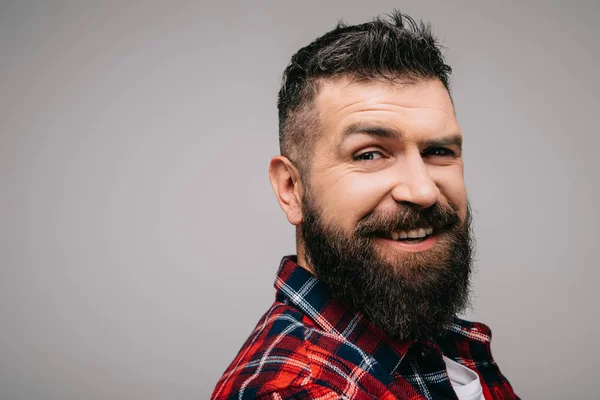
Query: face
297 77 473 339
306 77 467 252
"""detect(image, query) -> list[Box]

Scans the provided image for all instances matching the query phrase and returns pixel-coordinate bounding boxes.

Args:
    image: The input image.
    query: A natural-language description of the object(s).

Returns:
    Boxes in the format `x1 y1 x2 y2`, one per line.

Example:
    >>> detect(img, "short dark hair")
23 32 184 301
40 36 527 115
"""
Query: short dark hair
277 11 452 174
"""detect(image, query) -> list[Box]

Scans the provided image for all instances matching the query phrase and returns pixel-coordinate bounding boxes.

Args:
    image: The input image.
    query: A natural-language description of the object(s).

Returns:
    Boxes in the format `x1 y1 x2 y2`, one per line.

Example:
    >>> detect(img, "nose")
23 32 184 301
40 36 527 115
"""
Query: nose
390 153 439 210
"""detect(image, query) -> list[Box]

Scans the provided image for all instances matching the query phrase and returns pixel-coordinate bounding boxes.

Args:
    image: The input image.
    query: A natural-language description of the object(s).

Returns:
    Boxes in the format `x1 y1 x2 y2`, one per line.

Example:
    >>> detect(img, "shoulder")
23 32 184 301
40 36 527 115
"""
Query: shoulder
211 302 318 399
211 302 370 399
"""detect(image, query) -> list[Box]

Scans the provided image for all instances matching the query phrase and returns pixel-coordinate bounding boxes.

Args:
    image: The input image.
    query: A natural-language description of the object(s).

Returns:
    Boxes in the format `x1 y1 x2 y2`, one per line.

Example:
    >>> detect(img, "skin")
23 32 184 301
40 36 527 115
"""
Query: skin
269 77 467 274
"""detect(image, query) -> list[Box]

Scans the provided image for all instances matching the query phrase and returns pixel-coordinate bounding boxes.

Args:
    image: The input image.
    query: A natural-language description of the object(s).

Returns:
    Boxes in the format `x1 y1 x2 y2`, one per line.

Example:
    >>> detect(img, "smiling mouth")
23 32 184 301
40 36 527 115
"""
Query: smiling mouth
387 227 434 243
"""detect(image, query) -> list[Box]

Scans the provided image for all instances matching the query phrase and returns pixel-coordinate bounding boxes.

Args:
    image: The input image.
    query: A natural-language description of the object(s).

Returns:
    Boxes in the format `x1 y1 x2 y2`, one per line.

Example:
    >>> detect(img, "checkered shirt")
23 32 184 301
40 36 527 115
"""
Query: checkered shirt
211 256 519 399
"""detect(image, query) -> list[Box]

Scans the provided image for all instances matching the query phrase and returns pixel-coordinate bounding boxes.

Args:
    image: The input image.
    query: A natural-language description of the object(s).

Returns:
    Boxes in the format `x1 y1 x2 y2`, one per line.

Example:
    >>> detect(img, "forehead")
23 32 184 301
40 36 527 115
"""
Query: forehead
314 77 458 142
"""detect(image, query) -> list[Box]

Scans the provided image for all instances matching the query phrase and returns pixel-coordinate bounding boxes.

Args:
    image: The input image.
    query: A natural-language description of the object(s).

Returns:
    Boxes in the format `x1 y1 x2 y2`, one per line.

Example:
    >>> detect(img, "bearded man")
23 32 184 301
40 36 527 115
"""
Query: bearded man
212 11 518 400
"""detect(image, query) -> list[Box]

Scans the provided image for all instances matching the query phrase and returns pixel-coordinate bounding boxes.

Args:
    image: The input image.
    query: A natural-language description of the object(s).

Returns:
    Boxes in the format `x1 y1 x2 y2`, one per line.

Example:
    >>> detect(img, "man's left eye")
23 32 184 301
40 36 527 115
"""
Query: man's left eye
355 151 384 161
423 147 455 157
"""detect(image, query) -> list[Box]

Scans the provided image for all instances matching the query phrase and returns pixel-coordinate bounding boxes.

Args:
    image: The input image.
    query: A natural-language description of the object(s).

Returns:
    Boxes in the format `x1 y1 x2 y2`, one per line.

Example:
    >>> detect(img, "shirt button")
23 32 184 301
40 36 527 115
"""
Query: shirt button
420 347 433 358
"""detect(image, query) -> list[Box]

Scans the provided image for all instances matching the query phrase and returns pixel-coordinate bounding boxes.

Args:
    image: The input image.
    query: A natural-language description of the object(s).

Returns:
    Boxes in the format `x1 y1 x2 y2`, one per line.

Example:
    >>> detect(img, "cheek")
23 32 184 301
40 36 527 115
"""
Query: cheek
314 172 392 230
432 168 467 217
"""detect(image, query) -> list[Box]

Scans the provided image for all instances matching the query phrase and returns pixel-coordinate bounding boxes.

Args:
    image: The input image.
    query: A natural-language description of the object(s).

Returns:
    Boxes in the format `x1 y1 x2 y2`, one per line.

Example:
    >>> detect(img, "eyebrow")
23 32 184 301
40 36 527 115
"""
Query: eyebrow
341 123 463 149
342 123 402 140
422 134 463 150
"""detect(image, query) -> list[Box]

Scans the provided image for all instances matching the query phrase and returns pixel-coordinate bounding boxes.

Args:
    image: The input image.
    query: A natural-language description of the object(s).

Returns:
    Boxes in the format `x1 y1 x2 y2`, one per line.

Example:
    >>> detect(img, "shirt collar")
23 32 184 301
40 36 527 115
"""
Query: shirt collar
274 255 491 375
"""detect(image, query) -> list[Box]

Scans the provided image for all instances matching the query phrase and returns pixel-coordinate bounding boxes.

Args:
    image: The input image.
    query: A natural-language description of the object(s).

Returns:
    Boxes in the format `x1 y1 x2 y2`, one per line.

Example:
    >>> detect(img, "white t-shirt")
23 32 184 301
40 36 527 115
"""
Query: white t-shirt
443 356 484 400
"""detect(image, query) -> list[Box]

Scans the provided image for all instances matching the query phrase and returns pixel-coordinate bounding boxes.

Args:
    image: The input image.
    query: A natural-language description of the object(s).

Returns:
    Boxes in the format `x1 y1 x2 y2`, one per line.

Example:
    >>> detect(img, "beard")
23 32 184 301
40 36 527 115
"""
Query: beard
300 192 474 341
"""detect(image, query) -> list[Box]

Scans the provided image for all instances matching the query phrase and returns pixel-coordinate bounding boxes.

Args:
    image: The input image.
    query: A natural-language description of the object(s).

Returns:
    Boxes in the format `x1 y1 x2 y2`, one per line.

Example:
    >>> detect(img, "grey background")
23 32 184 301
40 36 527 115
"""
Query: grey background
1 1 598 399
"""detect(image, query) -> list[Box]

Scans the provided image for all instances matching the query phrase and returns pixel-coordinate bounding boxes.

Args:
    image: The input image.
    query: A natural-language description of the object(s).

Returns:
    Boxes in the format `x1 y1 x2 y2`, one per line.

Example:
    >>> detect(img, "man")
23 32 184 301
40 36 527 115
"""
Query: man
212 11 518 399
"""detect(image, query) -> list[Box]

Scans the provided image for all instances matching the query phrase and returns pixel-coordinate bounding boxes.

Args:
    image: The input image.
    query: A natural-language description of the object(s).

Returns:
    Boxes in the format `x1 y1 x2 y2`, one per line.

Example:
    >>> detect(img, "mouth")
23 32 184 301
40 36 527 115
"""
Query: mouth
388 227 434 243
375 227 438 252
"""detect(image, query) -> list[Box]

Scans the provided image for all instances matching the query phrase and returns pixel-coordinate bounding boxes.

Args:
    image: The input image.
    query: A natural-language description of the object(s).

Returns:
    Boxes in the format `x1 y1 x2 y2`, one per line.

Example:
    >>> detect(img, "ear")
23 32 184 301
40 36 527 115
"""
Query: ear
269 156 304 226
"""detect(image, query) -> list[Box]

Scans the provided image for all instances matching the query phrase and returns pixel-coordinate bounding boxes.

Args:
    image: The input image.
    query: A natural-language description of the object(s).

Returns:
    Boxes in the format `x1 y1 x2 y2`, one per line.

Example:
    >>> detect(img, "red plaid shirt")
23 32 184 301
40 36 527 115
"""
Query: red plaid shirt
212 256 518 399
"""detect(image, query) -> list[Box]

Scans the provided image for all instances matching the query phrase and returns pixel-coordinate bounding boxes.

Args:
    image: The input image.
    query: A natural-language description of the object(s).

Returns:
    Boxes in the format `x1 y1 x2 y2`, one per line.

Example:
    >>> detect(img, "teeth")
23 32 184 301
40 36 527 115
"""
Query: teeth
391 228 433 240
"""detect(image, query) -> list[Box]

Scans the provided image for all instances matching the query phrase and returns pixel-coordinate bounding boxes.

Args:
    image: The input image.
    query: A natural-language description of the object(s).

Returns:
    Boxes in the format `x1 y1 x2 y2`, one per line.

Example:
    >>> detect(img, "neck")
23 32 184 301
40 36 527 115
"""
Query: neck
295 230 315 275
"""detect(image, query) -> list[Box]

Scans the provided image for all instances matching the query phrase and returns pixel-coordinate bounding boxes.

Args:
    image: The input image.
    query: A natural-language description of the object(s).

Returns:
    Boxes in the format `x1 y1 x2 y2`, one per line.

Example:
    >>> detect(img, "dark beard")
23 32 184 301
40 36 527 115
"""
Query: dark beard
300 194 474 341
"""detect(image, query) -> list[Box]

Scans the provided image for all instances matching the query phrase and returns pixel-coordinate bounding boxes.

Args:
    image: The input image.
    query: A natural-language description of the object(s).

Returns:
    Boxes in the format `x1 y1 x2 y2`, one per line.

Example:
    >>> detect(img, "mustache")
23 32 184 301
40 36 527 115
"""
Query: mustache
355 202 461 237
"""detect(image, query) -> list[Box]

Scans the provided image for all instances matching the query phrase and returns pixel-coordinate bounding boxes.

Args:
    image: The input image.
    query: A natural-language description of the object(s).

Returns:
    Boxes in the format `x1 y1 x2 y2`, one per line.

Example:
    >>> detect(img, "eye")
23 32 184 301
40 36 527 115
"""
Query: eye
423 147 455 157
354 151 384 161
